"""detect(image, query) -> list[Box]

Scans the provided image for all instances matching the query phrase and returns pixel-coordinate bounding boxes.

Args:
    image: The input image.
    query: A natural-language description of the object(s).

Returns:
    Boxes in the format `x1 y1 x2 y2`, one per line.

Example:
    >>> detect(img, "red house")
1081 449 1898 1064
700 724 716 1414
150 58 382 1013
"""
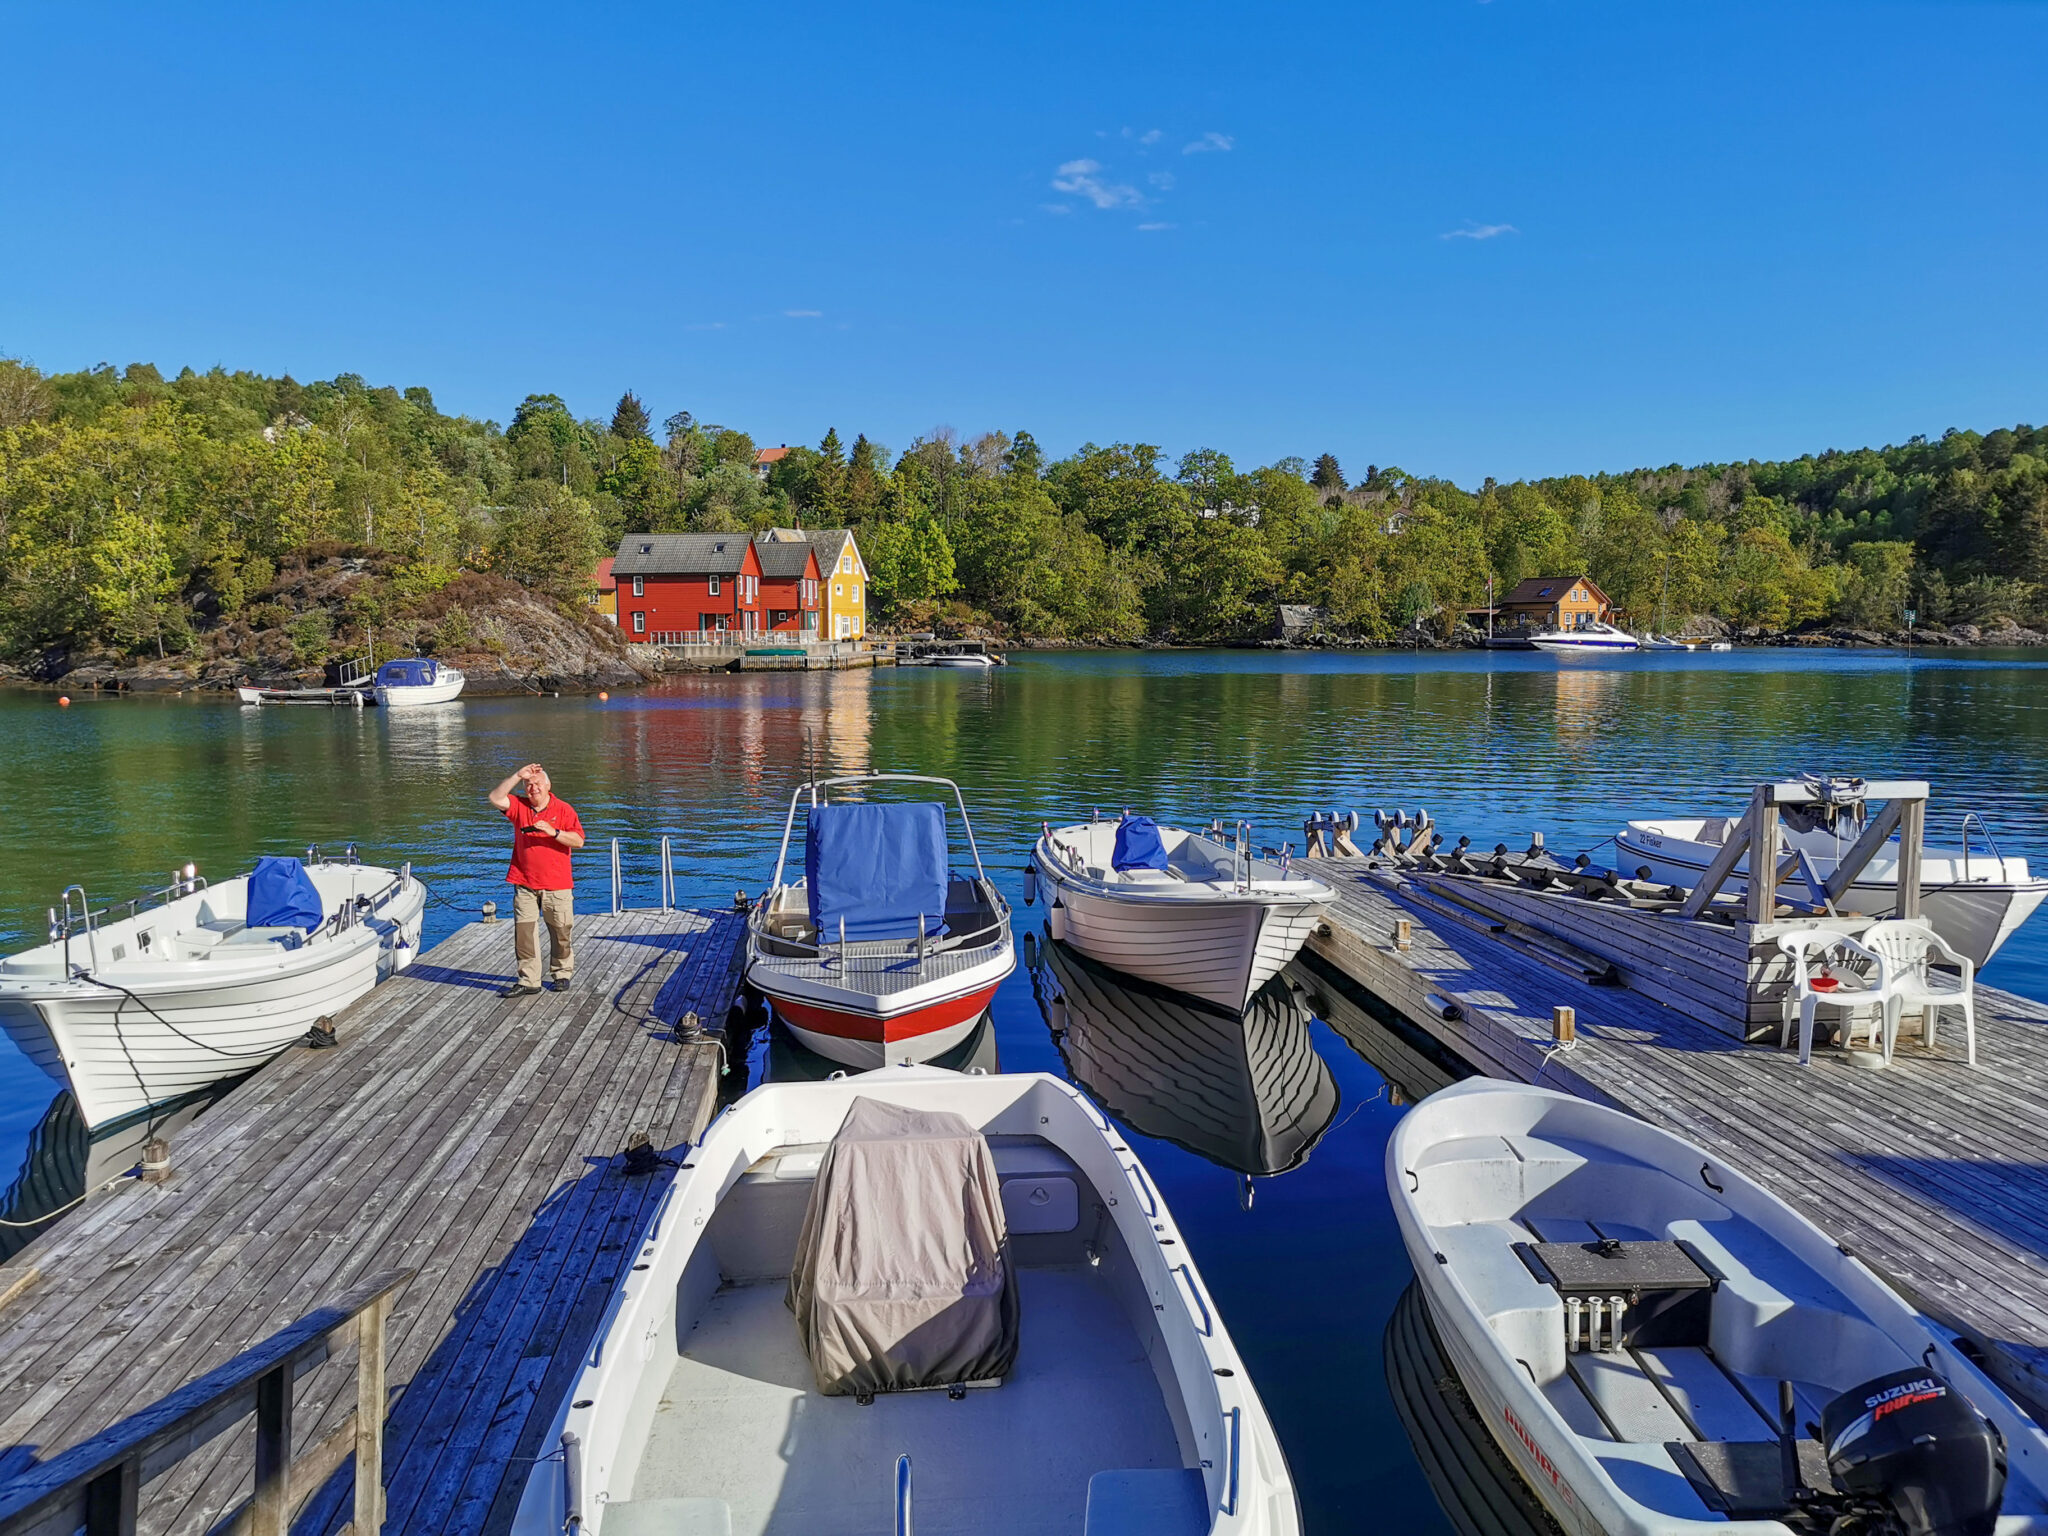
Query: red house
611 533 820 641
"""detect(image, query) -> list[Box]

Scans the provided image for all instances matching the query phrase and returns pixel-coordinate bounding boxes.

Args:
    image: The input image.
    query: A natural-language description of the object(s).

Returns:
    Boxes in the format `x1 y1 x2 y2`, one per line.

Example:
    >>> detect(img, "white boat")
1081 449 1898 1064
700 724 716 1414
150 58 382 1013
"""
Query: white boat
510 1065 1299 1536
1032 937 1338 1179
1707 640 1734 652
1617 814 2047 967
1390 1078 2048 1536
0 853 426 1130
1028 818 1335 1014
1528 621 1642 654
924 642 1004 668
372 657 465 707
1641 635 1696 653
746 774 1016 1069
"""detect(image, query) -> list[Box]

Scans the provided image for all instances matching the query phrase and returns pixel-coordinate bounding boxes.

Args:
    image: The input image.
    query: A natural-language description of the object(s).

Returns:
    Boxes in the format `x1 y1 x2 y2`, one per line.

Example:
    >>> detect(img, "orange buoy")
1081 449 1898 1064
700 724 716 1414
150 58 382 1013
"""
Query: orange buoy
598 691 610 701
57 696 70 707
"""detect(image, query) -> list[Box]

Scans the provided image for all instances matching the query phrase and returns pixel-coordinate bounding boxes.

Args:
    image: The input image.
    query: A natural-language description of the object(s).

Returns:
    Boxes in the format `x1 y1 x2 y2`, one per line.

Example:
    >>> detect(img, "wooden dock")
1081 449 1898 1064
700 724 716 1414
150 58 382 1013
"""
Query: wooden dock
0 906 744 1536
1303 859 2048 1418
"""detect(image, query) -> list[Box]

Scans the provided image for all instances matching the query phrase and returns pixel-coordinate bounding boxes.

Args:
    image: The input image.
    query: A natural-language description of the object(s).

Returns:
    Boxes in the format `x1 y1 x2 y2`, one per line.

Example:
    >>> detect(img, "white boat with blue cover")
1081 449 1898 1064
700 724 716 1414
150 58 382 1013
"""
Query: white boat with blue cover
1391 1078 2048 1536
1029 817 1334 1014
747 775 1015 1069
372 656 465 707
0 853 425 1130
511 1065 1299 1536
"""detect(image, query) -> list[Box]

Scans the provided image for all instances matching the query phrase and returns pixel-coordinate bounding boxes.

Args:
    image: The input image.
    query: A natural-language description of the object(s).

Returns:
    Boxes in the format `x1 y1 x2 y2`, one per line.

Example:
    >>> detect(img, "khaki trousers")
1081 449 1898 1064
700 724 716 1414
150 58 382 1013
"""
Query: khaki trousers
513 886 575 986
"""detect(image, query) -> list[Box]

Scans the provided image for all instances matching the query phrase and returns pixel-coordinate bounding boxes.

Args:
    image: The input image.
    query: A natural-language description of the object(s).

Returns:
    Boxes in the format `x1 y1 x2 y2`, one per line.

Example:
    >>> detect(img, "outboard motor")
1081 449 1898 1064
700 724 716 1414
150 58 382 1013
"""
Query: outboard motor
1822 1368 2006 1536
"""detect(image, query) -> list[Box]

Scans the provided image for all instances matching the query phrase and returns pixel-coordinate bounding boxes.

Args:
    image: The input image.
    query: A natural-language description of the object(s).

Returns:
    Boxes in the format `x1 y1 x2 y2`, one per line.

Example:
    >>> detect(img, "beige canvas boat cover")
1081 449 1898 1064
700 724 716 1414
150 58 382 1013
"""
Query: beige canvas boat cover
786 1095 1019 1396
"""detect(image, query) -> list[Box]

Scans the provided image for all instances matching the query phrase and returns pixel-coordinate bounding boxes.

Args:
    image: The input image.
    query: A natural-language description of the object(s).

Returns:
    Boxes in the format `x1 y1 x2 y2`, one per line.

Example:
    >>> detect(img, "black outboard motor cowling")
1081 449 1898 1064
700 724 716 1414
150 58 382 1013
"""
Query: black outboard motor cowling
1822 1368 2006 1536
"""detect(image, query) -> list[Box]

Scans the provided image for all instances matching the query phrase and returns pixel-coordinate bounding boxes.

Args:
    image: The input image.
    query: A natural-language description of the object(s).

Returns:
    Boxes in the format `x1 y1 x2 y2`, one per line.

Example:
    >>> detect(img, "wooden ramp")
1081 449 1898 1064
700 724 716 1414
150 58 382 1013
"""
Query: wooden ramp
1304 859 2048 1418
0 907 744 1536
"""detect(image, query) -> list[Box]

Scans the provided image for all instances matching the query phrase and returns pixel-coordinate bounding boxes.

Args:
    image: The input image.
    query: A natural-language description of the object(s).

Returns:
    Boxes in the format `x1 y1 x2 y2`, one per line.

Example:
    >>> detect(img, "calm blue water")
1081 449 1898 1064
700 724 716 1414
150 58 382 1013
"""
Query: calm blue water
4 647 2046 1532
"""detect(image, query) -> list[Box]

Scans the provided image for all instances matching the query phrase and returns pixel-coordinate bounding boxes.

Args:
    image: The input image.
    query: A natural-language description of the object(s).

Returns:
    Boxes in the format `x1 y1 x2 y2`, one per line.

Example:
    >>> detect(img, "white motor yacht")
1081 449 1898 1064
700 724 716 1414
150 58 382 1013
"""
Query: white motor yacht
0 852 425 1129
372 656 466 707
1528 621 1642 654
1617 814 2047 966
746 774 1015 1069
1391 1078 2048 1536
1641 635 1696 652
510 1066 1300 1536
1028 817 1334 1014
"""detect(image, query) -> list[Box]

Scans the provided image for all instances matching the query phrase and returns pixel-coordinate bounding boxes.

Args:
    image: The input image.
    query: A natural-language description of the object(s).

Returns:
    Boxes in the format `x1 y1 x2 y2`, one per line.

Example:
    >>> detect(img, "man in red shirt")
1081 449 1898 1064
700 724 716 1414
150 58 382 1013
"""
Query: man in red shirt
488 763 587 997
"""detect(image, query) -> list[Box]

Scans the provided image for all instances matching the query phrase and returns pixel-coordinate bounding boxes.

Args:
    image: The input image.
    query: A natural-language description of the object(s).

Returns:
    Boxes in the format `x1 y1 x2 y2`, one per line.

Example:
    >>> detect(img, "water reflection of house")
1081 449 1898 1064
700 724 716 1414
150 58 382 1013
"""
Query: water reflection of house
1496 575 1612 634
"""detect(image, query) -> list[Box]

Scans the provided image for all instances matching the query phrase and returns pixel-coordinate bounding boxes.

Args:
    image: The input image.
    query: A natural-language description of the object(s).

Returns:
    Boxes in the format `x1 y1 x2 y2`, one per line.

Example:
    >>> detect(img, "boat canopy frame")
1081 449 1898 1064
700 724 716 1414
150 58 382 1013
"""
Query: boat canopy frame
767 773 993 892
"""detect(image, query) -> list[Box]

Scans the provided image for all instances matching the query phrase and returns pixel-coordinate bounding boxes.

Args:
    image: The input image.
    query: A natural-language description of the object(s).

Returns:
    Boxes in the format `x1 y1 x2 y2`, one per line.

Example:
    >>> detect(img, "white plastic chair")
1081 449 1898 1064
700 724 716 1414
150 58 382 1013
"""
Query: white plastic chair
1777 929 1886 1065
1860 919 1977 1067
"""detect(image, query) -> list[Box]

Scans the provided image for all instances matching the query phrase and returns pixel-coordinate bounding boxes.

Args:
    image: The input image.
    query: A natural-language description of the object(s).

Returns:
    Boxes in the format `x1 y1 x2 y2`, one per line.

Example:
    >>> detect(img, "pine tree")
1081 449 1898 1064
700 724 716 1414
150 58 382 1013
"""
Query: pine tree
1004 430 1044 478
846 434 886 518
610 391 652 442
1311 453 1345 492
811 428 848 519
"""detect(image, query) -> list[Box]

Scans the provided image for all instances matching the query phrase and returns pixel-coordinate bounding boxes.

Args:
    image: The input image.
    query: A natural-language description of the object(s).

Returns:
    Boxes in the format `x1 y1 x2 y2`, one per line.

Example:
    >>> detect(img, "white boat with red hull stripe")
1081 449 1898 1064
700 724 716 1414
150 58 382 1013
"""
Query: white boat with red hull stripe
746 774 1015 1069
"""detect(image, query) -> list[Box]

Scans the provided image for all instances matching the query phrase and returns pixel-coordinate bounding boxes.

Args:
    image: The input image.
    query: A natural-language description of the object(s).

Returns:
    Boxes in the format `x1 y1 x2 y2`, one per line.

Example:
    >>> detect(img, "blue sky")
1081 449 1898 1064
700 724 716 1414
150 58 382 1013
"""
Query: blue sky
1 1 2042 484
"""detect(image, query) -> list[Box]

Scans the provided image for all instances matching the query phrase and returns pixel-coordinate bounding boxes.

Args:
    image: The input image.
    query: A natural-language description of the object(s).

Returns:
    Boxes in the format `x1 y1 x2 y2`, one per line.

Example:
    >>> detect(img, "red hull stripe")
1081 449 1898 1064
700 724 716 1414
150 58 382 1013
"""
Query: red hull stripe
771 985 1000 1043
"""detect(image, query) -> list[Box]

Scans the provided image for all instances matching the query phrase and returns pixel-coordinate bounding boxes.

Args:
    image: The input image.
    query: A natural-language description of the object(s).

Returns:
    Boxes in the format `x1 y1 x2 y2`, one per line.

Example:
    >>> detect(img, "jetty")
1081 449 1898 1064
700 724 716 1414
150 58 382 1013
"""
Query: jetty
1299 850 2048 1419
0 905 745 1536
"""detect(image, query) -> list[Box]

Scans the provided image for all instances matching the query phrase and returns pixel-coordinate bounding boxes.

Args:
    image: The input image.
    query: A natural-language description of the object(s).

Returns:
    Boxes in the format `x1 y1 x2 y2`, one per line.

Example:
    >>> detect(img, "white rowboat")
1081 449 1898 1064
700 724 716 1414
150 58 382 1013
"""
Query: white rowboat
510 1066 1299 1536
0 855 425 1130
1390 1078 2048 1536
1029 819 1334 1014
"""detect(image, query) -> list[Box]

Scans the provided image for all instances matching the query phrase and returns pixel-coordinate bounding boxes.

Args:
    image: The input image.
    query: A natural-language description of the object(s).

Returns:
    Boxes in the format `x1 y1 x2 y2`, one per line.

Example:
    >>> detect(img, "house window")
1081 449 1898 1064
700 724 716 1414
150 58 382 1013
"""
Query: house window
852 584 861 604
632 576 644 597
834 582 843 597
841 554 852 574
709 576 720 596
638 543 652 555
632 612 646 634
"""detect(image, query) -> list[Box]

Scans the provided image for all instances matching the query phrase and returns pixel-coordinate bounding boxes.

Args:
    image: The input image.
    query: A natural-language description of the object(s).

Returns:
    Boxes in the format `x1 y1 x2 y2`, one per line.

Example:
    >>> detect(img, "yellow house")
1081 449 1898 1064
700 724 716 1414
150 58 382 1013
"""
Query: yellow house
763 527 867 639
1497 574 1612 633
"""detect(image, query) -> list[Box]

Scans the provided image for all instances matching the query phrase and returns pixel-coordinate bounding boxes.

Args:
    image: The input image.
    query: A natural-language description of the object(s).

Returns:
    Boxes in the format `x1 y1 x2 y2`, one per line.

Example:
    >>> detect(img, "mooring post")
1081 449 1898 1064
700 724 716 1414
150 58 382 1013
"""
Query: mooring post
250 1365 293 1536
1553 1005 1577 1044
1897 794 1926 921
1392 917 1413 952
354 1294 390 1535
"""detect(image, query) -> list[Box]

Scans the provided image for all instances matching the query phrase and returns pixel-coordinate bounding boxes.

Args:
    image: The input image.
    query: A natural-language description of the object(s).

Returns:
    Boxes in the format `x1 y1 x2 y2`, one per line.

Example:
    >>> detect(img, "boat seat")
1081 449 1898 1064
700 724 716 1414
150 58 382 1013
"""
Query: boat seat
1433 1220 1566 1381
214 926 307 949
594 1497 733 1536
1113 868 1180 886
191 919 245 941
1083 1469 1207 1536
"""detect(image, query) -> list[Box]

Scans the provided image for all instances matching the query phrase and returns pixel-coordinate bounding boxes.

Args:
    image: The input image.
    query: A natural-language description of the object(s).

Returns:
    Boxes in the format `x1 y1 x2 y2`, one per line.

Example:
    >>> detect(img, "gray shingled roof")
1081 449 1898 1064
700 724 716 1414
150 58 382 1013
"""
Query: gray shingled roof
613 534 749 576
753 538 816 579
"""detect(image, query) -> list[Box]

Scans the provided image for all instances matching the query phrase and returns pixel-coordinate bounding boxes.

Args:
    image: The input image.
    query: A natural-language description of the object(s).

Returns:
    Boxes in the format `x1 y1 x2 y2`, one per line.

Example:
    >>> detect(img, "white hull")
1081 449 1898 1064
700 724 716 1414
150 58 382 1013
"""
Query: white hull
1528 621 1641 654
511 1068 1299 1536
1617 821 2048 967
374 672 465 707
1390 1079 2048 1536
928 654 997 668
1033 822 1333 1013
0 866 425 1128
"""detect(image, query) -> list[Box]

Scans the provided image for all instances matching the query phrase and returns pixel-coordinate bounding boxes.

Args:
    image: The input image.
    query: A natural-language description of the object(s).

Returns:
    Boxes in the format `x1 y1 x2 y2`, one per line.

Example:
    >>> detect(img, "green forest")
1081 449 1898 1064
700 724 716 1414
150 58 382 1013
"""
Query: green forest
2 355 2044 663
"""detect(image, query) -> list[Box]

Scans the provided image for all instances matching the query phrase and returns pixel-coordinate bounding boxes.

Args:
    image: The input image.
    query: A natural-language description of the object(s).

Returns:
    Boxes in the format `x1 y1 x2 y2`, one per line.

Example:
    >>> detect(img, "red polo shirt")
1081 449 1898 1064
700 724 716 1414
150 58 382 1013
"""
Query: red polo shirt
505 793 583 891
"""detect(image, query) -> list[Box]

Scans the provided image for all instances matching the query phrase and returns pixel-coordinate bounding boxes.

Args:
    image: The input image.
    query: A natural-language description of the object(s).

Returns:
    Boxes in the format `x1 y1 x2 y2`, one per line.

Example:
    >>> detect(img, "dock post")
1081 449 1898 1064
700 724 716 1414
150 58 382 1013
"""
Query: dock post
251 1365 293 1536
1392 917 1413 952
354 1293 390 1534
1747 788 1780 925
1898 795 1926 920
1552 1005 1577 1044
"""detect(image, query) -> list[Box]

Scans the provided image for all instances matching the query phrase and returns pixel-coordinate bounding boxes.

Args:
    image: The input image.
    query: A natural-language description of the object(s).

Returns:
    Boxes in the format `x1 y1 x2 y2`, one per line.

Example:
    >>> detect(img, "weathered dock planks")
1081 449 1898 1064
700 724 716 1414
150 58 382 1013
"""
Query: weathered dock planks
1304 858 2048 1418
0 907 744 1536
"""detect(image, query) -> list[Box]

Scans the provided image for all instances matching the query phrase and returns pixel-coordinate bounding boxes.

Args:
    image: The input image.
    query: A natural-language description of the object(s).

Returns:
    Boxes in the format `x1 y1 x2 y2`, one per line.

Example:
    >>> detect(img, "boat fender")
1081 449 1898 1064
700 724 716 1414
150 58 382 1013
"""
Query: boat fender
1049 900 1067 942
1022 931 1038 969
1023 863 1038 906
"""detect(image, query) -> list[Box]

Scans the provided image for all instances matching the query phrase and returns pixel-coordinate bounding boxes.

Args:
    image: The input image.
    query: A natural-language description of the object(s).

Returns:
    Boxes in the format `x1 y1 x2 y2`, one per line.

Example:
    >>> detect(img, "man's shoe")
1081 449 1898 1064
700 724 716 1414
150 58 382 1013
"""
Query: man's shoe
499 983 542 998
547 977 573 992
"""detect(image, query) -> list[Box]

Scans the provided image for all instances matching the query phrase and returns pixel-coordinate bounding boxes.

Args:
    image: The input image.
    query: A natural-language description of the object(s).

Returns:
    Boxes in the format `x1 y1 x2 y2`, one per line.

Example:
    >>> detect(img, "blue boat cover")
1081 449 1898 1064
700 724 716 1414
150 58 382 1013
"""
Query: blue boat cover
805 802 949 942
376 658 437 687
1112 815 1170 872
246 857 326 931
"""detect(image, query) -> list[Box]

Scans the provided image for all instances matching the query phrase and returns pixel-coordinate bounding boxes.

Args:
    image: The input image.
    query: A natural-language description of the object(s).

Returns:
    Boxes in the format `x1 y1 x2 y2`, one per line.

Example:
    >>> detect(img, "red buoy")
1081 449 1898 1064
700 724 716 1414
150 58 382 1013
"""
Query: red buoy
57 696 71 707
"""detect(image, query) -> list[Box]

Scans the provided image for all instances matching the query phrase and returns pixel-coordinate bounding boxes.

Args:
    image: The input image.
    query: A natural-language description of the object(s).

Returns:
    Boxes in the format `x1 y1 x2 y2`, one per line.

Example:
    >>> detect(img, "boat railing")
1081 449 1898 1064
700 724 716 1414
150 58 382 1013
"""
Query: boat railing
1960 813 2004 884
895 1453 913 1536
767 774 994 892
48 867 210 972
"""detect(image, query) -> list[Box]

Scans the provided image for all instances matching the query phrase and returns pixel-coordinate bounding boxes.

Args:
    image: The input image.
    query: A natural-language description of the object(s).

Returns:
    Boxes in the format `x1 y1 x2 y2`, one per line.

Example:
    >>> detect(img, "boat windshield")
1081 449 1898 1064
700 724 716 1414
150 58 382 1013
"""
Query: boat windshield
376 659 437 687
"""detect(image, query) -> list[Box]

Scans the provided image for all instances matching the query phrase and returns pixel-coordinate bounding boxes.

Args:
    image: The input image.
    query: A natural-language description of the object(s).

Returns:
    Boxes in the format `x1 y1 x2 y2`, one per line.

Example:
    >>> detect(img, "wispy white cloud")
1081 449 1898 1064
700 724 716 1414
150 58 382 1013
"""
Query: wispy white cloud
1137 222 1175 232
783 308 823 317
1051 158 1143 210
685 322 727 331
1183 131 1234 155
1147 170 1176 191
1440 222 1518 241
1140 128 1163 145
1039 202 1074 215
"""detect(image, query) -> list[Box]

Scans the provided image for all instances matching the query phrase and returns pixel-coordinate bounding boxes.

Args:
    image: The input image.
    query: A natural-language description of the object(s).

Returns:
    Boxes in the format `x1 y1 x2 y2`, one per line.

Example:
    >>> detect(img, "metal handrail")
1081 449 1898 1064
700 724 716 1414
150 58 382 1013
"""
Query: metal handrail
1960 812 2004 884
766 773 994 892
895 1454 913 1536
609 839 623 915
0 1269 409 1536
660 836 676 911
750 908 1010 964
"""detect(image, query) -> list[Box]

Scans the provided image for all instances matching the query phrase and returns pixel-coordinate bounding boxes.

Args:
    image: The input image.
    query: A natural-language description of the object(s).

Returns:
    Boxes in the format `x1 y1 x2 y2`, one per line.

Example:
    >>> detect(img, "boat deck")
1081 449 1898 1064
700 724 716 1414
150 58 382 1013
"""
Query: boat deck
0 907 744 1536
1304 858 2048 1416
632 1268 1183 1536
